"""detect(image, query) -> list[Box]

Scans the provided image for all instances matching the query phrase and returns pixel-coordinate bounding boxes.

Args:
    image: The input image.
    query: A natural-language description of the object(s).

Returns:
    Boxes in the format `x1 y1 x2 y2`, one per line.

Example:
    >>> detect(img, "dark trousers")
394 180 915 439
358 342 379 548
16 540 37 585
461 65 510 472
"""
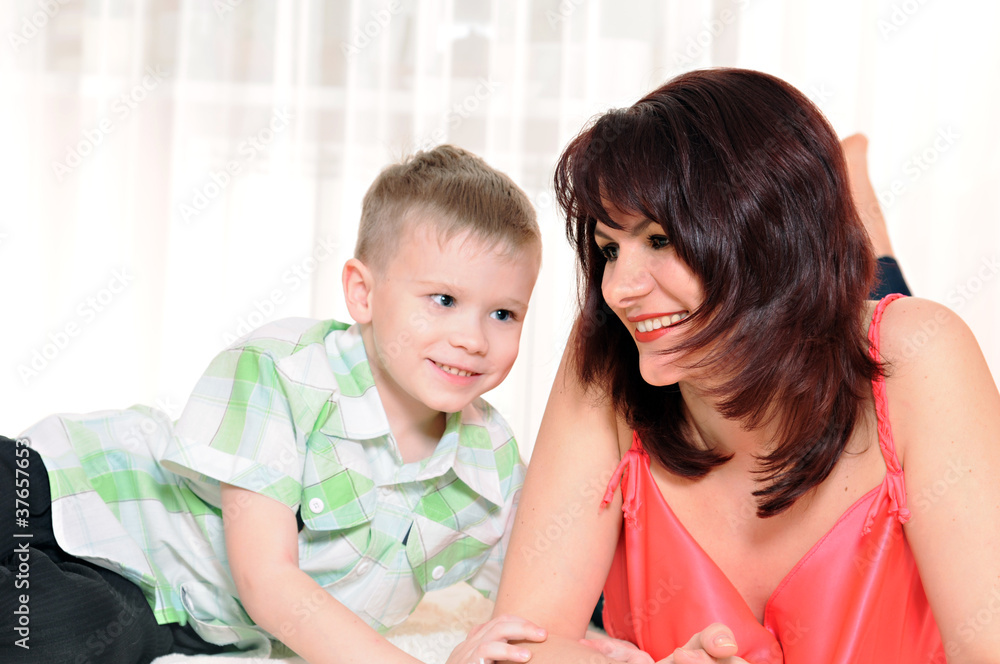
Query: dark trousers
1 436 230 663
872 256 911 298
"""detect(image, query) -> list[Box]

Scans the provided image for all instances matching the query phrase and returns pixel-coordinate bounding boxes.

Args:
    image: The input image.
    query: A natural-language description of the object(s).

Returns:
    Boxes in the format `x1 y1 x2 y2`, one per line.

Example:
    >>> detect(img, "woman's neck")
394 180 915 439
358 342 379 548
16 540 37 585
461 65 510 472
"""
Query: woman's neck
678 381 779 463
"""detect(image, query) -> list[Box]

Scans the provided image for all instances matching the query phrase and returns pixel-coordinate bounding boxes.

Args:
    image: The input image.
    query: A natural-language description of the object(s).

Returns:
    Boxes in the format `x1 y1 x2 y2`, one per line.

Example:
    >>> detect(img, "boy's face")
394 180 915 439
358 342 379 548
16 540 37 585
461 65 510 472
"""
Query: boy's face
362 221 541 421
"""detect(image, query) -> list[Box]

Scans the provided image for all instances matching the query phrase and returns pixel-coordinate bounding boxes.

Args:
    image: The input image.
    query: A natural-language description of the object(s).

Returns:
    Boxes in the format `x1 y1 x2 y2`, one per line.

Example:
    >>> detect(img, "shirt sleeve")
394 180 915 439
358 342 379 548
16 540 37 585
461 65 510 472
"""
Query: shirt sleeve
162 345 307 512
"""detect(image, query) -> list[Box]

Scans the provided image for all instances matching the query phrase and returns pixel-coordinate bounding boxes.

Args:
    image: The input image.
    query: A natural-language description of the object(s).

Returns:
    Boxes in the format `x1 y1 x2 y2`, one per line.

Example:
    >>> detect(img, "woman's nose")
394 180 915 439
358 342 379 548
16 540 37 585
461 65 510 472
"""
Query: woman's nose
603 250 653 306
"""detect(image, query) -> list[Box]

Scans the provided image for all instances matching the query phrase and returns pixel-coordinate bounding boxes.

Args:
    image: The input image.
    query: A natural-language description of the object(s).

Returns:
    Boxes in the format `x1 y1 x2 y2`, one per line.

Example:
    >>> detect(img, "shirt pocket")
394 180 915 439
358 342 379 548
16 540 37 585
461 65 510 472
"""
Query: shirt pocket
300 424 380 525
404 512 498 592
297 476 377 581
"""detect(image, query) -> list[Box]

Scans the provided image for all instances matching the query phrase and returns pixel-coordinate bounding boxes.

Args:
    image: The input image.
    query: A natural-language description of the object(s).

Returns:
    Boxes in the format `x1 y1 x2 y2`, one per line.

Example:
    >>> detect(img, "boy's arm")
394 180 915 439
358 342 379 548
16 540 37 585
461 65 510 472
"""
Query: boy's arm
221 483 422 664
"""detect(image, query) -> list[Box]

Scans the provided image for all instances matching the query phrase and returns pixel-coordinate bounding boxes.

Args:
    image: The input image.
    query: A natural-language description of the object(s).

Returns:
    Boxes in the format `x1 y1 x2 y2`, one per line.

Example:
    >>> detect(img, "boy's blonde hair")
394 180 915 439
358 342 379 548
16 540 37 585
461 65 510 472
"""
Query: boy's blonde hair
355 145 540 272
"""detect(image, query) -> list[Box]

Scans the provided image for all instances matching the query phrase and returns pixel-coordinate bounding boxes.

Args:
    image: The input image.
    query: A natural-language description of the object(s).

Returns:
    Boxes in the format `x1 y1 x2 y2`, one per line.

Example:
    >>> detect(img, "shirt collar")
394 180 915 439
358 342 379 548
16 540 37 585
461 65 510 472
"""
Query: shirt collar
324 323 392 440
414 408 505 506
325 324 506 507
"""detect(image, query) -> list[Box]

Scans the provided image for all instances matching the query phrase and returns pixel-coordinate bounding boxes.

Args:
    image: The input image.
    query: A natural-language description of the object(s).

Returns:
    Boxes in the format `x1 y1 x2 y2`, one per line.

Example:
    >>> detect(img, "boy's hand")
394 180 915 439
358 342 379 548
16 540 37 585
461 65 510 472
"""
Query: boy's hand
579 636 654 663
446 614 547 664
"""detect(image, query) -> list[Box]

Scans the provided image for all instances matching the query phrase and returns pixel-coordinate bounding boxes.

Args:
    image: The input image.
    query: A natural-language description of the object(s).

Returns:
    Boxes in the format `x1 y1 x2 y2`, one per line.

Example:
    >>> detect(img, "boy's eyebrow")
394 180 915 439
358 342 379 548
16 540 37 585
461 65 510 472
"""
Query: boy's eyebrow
594 218 656 240
497 296 530 311
414 278 463 291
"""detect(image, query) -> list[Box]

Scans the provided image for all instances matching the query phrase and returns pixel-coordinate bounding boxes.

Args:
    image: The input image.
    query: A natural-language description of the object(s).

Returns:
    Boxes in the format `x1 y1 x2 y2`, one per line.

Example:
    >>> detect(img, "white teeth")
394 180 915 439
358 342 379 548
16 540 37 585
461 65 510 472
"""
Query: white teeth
434 362 474 377
636 312 689 333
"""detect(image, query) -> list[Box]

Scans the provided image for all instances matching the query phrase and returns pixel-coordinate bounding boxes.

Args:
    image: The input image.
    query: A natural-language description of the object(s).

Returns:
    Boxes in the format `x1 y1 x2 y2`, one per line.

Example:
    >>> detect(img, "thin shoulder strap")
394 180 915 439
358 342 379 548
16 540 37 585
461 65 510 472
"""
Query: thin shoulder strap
863 294 912 531
600 431 646 527
630 430 643 452
867 293 906 463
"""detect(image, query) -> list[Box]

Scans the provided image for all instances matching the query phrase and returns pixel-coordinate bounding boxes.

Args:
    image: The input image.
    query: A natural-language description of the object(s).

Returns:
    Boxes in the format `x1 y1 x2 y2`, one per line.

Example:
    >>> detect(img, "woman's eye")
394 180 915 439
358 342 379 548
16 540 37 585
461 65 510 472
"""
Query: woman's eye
491 309 515 322
598 244 619 261
431 294 455 307
649 235 671 249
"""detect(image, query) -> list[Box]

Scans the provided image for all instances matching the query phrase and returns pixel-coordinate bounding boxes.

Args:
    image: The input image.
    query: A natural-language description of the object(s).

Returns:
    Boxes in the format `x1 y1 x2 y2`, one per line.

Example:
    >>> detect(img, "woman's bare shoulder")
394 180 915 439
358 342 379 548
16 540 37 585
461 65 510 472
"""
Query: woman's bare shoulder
873 296 996 462
871 301 1000 657
873 296 978 370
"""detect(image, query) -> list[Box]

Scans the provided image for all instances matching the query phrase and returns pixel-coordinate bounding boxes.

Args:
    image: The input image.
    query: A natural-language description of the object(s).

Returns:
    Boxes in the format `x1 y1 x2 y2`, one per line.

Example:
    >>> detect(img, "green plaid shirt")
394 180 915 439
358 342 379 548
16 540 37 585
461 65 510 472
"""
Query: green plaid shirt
22 319 524 656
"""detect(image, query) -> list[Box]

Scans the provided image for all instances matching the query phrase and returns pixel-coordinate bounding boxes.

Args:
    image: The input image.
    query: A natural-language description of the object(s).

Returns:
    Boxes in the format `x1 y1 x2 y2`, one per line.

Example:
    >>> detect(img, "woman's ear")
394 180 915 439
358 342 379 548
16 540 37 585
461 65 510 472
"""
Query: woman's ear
342 258 376 324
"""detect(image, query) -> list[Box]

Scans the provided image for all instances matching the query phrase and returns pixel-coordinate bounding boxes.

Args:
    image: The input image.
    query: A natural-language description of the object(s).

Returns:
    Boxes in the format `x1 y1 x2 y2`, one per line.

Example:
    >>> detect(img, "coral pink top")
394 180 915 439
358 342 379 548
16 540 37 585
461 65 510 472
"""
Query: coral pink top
600 295 944 662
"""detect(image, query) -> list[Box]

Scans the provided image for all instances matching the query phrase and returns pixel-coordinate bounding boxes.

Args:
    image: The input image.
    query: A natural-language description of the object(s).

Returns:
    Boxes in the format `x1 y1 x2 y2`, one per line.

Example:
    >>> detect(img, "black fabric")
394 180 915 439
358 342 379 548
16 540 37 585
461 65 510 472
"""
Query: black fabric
871 256 912 299
1 436 233 662
590 593 605 631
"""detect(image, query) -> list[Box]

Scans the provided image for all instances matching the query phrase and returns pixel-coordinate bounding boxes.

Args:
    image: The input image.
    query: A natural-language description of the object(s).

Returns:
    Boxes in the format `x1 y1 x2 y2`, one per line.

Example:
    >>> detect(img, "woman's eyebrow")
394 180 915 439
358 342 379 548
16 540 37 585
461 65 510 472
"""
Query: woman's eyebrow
594 218 656 240
594 226 612 241
630 219 656 236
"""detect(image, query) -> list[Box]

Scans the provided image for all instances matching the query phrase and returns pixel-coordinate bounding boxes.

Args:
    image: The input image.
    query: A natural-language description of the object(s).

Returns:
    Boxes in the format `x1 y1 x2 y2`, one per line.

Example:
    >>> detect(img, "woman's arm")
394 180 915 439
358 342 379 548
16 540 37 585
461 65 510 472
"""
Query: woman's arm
222 483 425 664
491 341 631 663
880 298 1000 662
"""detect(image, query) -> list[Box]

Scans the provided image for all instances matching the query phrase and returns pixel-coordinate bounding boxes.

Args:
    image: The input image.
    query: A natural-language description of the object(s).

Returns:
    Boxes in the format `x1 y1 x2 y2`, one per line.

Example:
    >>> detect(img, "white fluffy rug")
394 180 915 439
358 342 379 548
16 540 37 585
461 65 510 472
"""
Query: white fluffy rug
151 583 495 664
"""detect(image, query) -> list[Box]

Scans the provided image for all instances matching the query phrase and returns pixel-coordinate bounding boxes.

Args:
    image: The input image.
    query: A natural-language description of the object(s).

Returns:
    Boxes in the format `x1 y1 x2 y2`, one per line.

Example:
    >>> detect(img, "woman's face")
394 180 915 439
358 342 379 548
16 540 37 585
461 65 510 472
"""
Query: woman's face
594 206 705 387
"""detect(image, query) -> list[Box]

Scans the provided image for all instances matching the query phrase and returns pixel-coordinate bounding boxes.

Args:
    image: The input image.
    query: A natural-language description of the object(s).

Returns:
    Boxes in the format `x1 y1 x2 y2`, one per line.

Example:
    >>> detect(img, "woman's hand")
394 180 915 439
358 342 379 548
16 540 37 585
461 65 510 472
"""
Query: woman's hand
657 623 750 664
579 624 750 664
579 635 655 663
445 614 547 664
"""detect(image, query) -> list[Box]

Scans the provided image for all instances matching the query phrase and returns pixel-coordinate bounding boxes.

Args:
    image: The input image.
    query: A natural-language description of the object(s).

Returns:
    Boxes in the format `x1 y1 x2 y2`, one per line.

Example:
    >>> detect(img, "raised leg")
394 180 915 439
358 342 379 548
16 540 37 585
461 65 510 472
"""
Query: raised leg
842 133 895 257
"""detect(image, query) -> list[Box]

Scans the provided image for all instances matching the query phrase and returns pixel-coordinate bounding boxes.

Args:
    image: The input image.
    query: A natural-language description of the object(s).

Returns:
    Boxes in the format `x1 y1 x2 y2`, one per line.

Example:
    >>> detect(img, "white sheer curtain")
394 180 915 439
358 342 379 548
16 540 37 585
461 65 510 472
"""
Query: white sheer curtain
4 0 998 455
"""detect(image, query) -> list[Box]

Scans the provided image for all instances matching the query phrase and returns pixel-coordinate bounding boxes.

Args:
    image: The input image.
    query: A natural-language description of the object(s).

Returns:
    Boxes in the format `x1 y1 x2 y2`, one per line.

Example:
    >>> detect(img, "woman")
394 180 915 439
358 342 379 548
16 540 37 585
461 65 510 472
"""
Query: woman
485 69 1000 663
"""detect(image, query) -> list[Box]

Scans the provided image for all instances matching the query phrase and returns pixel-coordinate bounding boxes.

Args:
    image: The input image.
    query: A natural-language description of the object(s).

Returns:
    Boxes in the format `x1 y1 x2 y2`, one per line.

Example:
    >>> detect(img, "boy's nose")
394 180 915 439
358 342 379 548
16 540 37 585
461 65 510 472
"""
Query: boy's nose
449 318 488 355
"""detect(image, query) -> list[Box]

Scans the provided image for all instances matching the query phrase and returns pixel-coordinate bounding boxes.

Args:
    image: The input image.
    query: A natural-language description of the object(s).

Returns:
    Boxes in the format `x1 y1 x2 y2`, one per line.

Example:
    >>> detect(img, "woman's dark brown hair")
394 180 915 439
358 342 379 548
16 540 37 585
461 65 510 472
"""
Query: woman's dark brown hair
555 68 880 517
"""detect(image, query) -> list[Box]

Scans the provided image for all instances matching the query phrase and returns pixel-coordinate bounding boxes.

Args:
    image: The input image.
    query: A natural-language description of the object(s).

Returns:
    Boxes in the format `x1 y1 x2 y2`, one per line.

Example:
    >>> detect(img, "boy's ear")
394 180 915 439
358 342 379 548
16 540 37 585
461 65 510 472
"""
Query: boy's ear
342 258 376 324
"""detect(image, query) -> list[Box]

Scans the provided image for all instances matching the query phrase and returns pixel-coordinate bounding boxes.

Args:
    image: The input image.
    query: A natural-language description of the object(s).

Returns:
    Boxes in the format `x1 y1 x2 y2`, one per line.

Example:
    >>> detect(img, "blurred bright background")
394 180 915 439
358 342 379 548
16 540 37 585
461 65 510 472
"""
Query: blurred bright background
3 0 998 457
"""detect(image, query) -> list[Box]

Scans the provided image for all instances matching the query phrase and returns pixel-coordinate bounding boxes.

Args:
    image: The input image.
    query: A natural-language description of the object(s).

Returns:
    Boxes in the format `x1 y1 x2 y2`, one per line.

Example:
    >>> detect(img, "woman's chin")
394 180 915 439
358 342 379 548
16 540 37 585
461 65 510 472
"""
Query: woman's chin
638 363 683 388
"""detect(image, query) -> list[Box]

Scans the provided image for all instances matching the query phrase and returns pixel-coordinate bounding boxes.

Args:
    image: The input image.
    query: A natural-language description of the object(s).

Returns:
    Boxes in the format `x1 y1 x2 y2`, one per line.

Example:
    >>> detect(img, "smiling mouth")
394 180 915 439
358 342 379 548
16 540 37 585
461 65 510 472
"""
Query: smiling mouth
433 361 479 377
635 312 689 333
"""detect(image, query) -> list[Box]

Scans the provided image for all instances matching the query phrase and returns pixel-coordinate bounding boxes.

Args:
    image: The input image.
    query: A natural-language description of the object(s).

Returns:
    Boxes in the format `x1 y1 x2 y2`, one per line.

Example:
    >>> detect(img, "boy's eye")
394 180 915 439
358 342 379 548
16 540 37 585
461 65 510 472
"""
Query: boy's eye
431 294 455 307
649 235 671 249
490 309 515 322
598 244 619 261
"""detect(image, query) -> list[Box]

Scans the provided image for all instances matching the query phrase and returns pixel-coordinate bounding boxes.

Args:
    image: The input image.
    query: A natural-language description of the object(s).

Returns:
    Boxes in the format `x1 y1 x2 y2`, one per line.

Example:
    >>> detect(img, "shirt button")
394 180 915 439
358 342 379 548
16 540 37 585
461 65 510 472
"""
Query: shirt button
308 497 324 513
431 565 445 580
355 559 371 575
378 486 393 497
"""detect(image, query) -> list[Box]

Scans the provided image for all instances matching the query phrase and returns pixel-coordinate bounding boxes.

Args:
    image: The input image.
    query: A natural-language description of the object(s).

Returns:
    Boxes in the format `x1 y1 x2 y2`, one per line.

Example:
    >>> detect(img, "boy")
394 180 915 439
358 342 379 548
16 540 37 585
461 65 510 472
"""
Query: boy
1 145 546 663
